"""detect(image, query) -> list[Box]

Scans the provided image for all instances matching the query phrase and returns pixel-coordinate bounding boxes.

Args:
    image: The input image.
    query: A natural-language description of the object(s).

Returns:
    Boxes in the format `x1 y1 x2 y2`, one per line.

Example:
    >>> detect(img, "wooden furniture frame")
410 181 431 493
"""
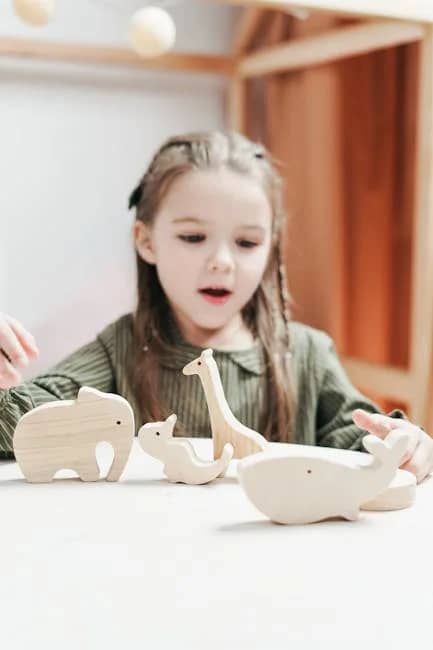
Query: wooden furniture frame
2 0 432 431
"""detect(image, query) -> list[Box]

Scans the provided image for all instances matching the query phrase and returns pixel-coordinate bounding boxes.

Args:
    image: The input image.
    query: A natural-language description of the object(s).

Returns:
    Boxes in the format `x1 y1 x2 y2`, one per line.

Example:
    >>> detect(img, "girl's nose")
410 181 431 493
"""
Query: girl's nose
207 246 234 272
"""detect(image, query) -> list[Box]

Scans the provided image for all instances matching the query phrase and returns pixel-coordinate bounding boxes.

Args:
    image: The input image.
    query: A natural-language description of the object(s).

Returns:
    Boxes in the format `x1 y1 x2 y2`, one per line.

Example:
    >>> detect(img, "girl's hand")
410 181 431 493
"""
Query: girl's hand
0 313 39 389
352 408 433 484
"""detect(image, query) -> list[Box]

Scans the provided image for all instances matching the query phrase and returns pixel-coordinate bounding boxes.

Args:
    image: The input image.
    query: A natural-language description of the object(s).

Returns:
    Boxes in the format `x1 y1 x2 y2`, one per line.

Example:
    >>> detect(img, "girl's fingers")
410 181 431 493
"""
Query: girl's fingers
353 409 421 463
0 314 38 389
0 323 28 369
399 429 420 466
352 409 395 438
400 434 433 483
0 314 39 368
6 315 39 359
0 353 22 389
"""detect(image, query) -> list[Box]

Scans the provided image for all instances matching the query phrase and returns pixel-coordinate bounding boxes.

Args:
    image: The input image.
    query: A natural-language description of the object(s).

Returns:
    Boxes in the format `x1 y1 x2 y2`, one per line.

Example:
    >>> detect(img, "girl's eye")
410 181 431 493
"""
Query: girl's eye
237 239 258 248
178 234 205 244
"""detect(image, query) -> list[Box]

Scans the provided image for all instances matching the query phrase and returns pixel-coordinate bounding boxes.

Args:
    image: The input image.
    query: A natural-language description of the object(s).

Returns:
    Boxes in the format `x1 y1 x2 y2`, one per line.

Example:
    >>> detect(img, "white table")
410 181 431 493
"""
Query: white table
1 438 432 650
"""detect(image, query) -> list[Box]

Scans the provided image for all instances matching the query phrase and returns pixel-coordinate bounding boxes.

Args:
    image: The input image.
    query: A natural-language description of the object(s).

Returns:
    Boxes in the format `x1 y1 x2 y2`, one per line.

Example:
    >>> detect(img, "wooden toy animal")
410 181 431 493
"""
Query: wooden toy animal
237 429 410 524
361 467 416 511
13 387 135 483
138 414 234 485
182 349 268 459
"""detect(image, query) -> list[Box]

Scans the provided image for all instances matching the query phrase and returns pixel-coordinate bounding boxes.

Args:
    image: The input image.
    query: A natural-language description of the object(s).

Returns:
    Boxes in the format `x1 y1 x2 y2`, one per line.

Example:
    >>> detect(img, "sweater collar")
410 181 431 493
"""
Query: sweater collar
159 319 266 376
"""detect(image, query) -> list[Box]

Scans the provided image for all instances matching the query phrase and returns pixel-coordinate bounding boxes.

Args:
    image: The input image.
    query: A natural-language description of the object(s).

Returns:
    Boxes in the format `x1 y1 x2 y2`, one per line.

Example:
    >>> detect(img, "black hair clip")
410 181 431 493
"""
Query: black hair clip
128 183 143 210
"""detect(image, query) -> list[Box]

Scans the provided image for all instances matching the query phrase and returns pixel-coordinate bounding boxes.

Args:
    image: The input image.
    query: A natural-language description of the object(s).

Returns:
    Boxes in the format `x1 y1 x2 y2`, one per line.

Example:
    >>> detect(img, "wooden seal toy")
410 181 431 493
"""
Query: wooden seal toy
138 414 234 485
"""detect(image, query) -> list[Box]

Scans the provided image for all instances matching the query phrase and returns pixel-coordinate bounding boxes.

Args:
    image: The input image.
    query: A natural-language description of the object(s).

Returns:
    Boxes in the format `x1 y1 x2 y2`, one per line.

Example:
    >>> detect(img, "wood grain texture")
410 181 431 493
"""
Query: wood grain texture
13 387 135 482
215 0 433 23
0 37 234 75
138 413 234 484
182 349 268 459
238 21 424 77
238 430 411 524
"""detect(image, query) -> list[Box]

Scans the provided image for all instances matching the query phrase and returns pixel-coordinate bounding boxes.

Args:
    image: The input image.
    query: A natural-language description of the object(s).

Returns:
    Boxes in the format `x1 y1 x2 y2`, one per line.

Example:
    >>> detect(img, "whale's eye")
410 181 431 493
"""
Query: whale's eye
156 431 160 436
116 420 121 425
198 361 201 366
307 469 312 474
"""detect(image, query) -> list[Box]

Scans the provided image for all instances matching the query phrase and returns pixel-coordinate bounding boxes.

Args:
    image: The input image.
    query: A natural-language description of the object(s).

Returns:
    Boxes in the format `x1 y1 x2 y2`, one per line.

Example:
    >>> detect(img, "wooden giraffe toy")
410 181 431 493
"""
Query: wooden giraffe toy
13 387 135 483
182 349 268 459
138 414 234 484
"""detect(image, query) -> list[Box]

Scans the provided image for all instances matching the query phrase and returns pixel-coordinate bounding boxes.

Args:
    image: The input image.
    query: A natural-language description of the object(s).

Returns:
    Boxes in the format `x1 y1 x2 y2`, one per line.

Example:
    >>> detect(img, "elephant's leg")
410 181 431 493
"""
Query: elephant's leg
105 439 133 482
77 456 100 482
23 467 55 483
15 453 54 483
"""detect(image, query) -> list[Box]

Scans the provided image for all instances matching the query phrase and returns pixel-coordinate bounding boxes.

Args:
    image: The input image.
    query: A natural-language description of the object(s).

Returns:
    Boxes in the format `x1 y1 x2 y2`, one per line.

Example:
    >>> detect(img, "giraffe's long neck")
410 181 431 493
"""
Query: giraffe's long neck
200 360 237 434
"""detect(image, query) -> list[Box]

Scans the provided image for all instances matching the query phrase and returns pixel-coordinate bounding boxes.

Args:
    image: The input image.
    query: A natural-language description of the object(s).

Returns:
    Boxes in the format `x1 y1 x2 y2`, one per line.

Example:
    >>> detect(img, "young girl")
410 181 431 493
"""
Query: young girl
1 131 432 481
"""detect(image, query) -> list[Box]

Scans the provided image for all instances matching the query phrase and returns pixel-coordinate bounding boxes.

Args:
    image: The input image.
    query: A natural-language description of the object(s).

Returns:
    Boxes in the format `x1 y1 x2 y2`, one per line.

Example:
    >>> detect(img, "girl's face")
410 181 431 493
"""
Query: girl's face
134 167 273 345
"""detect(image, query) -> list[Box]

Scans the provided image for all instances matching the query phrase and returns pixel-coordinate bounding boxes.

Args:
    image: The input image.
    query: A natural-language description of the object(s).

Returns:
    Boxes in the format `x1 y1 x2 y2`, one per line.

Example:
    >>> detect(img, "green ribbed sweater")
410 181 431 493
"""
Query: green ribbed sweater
0 313 403 459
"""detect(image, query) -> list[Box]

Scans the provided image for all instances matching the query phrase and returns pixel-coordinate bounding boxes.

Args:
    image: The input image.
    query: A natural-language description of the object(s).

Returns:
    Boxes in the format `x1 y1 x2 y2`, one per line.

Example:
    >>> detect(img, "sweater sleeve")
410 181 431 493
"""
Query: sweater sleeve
315 334 405 451
0 336 115 459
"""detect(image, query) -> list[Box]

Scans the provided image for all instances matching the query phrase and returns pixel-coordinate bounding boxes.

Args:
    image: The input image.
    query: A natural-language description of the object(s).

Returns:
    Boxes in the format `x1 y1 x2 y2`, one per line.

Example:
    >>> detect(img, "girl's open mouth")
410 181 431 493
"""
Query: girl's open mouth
198 288 232 305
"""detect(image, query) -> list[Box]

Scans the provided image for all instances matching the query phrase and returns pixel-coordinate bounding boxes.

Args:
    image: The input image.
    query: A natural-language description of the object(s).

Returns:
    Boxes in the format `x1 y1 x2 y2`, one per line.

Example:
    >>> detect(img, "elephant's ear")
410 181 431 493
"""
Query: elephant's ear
77 386 102 403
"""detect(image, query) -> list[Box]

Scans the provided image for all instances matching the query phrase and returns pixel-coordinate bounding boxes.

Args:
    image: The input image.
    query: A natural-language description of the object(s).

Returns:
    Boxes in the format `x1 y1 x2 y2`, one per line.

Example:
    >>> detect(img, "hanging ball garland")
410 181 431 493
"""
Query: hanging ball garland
12 2 176 58
13 0 55 26
129 7 176 58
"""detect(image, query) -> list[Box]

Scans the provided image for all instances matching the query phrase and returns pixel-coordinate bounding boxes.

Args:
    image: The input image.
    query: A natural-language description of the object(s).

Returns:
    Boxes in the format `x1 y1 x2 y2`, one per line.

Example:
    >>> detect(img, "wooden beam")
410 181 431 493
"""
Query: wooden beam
409 25 433 431
0 37 234 76
232 7 266 55
226 76 247 131
342 358 412 403
214 0 433 24
237 20 425 77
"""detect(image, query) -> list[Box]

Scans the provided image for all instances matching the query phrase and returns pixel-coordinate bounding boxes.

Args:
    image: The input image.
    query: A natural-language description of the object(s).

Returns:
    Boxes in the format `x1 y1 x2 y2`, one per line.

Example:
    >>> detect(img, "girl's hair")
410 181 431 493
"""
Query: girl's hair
127 130 296 442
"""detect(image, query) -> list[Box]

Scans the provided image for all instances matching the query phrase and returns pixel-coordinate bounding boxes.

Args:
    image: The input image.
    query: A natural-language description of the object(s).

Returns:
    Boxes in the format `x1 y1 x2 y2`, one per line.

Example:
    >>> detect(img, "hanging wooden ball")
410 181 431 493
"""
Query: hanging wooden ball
129 7 176 58
13 0 55 26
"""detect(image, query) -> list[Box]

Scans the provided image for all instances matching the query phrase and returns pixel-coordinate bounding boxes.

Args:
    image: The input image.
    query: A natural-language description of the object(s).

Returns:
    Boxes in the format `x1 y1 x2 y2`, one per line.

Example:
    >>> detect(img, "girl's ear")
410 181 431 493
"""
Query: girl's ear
133 221 156 265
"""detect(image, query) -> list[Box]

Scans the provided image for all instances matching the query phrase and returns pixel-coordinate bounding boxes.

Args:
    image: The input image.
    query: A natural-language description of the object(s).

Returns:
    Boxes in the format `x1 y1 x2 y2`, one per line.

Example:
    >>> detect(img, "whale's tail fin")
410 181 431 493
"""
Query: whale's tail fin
362 430 409 467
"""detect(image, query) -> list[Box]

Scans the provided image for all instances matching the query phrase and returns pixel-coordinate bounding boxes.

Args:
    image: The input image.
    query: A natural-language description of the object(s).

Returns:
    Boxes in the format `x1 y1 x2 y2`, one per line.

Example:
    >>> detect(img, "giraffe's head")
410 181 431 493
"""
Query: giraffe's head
182 348 214 376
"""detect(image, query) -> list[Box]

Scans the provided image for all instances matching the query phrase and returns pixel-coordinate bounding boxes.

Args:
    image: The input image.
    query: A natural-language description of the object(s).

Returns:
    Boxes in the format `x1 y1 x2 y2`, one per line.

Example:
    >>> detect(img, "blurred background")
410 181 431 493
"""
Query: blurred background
1 0 430 421
0 0 240 372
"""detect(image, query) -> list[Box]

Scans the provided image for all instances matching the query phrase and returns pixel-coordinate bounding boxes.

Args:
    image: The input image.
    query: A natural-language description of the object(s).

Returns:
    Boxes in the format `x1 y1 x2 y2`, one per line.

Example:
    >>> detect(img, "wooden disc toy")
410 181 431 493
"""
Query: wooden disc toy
361 468 416 510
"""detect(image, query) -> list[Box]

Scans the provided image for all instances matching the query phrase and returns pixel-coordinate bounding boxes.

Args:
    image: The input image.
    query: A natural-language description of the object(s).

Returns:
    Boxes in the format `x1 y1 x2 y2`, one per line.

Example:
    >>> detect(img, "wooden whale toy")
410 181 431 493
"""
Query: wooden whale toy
13 386 135 483
237 429 410 524
138 414 234 484
182 349 268 459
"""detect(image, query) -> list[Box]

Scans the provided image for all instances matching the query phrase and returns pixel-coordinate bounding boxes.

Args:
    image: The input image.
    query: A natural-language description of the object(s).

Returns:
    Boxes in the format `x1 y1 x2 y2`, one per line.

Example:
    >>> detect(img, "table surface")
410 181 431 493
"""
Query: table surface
1 438 432 650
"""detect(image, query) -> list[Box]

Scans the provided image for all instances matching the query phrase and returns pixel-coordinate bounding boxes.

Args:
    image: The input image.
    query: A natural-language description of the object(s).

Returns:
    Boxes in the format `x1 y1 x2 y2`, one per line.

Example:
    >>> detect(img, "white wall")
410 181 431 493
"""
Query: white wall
0 1 240 377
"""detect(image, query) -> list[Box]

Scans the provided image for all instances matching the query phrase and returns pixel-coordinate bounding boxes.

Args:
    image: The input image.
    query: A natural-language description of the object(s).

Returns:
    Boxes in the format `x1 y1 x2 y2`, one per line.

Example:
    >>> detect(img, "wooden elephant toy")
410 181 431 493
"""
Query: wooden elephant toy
13 386 135 483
